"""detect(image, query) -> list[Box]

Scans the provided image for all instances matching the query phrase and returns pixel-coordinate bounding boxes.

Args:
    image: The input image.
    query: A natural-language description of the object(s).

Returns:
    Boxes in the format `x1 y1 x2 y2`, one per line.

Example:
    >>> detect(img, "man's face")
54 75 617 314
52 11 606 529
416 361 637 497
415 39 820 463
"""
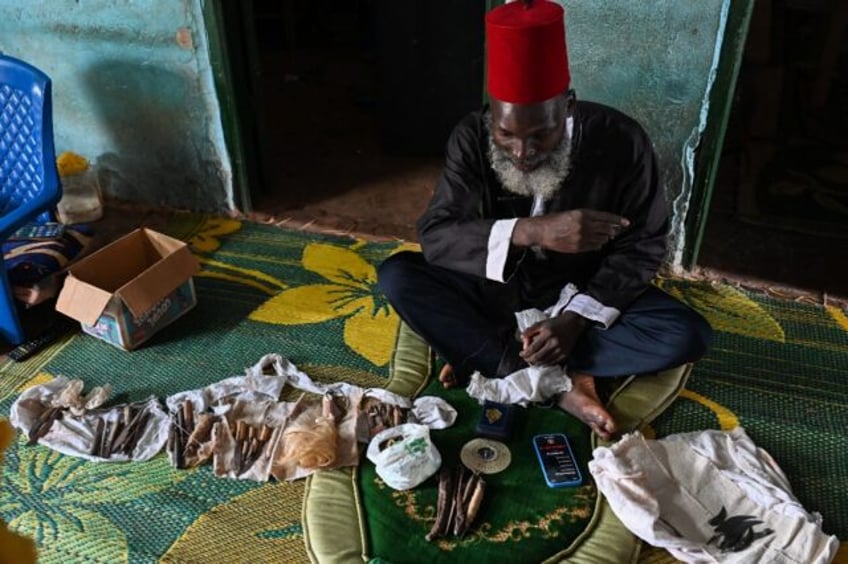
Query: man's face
490 93 572 172
487 91 575 200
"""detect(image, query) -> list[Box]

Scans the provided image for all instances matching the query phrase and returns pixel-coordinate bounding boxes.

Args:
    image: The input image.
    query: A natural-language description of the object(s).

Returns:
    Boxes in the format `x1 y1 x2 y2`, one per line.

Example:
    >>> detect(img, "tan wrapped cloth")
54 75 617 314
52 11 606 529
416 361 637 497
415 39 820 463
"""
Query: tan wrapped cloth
278 404 338 469
10 377 168 462
270 392 361 481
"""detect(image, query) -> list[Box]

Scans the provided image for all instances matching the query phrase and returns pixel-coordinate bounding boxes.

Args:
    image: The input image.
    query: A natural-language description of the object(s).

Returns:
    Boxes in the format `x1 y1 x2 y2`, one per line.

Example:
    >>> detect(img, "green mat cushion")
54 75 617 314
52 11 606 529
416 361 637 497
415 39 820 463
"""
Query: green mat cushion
3 217 846 562
302 468 368 564
604 365 693 436
303 323 693 563
302 322 430 563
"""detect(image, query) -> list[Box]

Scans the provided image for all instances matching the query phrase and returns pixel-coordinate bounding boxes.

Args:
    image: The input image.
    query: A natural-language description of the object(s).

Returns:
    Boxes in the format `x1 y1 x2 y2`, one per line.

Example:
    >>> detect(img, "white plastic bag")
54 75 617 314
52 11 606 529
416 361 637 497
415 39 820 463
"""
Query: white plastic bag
366 423 441 490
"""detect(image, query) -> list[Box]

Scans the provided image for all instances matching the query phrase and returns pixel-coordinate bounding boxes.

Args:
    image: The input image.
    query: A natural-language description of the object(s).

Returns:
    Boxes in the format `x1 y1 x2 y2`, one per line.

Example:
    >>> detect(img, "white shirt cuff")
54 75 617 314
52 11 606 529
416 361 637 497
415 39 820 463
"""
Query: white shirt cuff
544 283 580 317
486 218 518 282
564 293 620 329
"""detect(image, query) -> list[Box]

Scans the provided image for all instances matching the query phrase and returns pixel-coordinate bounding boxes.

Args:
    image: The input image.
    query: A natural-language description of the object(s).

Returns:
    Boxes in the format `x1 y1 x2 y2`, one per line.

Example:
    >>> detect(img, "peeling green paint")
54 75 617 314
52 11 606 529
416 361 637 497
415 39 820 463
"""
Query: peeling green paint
0 0 233 212
560 0 732 265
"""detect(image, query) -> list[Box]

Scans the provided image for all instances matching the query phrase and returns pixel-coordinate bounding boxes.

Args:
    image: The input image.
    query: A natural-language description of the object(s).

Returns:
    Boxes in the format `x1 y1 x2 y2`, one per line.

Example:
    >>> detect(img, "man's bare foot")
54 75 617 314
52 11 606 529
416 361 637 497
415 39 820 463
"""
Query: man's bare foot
557 373 618 441
438 364 458 389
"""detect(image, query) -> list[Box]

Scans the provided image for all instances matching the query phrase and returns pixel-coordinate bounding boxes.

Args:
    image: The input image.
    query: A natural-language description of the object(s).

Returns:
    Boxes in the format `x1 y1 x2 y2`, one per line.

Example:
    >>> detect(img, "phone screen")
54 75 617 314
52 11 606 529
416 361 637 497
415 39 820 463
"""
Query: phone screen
533 433 582 487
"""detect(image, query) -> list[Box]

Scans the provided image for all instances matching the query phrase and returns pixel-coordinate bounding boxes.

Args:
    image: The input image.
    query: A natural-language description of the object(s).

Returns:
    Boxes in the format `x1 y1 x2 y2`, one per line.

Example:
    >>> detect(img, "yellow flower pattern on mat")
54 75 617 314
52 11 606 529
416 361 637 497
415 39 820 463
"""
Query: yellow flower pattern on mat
679 389 739 430
0 420 37 564
0 437 188 562
826 305 848 333
0 372 54 404
655 279 785 342
390 241 421 255
249 242 400 366
643 388 739 439
386 481 594 550
194 257 288 295
162 482 306 562
186 217 242 253
178 216 290 295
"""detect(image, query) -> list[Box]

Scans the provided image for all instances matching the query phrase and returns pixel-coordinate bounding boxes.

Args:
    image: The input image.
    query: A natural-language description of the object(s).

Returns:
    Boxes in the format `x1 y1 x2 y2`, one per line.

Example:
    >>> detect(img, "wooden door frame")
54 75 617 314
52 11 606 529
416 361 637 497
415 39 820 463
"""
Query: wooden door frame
202 0 267 212
683 0 755 268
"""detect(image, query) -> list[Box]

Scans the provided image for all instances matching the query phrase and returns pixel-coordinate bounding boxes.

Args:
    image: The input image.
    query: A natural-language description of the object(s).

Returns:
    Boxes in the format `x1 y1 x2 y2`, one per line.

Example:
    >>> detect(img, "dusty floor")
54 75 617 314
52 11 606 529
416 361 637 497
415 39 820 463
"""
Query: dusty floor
246 151 848 307
694 155 848 304
247 43 439 243
243 4 848 307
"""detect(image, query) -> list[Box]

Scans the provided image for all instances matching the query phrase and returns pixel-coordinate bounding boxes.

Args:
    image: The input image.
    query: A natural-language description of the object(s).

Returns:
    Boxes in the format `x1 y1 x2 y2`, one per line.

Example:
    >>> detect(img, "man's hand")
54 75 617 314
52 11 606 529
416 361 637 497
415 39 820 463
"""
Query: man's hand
512 209 630 253
520 311 588 366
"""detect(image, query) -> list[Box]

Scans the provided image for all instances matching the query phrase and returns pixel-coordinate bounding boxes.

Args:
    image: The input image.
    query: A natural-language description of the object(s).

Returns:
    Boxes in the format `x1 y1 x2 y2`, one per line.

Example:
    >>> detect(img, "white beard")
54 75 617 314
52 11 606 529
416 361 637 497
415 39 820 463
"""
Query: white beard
486 115 573 201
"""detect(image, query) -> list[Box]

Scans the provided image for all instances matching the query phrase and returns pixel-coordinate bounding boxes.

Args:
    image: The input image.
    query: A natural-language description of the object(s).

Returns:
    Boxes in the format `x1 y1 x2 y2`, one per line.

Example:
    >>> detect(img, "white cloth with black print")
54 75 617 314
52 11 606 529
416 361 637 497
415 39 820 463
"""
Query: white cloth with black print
589 427 838 563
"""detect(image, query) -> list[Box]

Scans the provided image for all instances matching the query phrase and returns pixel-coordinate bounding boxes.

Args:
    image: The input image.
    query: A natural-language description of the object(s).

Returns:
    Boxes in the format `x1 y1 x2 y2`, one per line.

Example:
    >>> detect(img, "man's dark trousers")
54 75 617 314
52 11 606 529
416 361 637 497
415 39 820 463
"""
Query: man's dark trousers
378 251 712 380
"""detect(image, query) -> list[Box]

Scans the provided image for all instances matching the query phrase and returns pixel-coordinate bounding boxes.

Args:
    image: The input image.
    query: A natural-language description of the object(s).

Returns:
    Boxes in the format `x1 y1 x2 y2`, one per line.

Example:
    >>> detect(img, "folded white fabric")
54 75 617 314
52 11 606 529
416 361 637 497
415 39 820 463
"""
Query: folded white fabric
466 365 570 406
589 428 838 563
169 353 455 429
465 307 572 407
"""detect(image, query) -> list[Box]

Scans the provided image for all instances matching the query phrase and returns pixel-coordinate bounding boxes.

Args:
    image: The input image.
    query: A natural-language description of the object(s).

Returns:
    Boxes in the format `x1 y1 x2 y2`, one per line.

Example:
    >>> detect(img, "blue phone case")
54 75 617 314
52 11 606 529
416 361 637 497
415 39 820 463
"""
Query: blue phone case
532 433 582 488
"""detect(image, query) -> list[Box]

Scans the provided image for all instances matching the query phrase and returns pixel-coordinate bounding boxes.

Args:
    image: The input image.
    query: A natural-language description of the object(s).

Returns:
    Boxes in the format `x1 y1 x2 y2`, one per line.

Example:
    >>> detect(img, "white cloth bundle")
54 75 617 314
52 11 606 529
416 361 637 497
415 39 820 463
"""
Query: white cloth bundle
589 428 839 563
10 377 168 462
466 307 572 406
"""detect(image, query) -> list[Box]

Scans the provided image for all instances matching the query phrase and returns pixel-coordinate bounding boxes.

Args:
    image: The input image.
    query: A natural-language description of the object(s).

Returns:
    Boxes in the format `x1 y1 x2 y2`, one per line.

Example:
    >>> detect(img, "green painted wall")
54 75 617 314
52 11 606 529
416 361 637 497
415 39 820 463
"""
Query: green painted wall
1 0 750 267
559 0 731 265
0 0 233 212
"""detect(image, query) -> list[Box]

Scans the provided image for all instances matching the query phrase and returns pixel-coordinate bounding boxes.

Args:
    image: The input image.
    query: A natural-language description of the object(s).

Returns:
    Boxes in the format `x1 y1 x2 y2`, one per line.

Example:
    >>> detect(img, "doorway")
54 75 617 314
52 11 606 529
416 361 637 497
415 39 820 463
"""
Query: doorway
224 1 848 301
696 0 848 299
248 0 484 240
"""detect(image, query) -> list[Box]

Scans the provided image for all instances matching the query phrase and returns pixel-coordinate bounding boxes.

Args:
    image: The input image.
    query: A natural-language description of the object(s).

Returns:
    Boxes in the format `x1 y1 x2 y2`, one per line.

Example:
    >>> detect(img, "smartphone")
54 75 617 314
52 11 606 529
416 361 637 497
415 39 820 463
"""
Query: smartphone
532 433 582 488
9 222 65 241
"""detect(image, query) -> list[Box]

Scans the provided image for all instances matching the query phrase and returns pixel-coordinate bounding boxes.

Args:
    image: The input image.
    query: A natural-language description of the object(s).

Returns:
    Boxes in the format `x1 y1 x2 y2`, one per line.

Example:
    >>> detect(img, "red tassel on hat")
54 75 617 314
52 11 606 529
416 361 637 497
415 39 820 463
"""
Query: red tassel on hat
486 0 570 104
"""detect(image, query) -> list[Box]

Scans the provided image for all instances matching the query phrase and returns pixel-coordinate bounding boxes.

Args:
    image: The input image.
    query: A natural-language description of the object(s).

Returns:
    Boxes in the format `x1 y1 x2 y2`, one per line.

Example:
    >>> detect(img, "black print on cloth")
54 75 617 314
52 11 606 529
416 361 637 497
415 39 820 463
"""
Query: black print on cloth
707 506 775 553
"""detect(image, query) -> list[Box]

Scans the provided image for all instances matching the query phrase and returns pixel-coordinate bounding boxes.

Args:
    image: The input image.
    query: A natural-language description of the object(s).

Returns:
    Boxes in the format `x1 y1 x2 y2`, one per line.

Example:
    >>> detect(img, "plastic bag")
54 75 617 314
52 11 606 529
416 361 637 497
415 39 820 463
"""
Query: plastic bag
10 377 168 462
366 423 441 490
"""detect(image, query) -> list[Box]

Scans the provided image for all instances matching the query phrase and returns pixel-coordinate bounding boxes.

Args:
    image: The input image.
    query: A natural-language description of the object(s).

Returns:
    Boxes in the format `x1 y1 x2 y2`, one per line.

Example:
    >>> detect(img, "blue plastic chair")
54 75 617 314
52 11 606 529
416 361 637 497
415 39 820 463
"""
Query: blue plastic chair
0 53 62 344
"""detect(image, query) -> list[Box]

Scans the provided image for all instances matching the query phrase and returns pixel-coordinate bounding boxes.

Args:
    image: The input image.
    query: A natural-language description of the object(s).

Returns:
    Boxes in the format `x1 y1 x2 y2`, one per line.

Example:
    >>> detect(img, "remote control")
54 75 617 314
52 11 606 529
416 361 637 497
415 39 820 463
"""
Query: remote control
532 433 582 488
7 319 76 362
9 222 66 241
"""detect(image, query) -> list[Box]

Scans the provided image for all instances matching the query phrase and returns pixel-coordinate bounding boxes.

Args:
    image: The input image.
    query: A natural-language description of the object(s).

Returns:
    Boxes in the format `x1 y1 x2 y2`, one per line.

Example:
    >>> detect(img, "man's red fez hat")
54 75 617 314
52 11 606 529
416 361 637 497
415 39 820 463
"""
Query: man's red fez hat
486 0 570 104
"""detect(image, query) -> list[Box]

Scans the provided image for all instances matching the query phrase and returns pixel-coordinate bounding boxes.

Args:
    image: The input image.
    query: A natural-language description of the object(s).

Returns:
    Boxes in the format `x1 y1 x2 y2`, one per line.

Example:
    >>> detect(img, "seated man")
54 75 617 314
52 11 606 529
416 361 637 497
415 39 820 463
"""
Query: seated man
378 0 712 440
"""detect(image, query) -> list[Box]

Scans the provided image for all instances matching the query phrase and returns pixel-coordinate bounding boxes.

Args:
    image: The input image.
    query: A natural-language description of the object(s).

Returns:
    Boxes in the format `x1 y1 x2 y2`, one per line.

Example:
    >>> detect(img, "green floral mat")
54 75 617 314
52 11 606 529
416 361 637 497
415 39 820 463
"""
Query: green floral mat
0 215 415 563
0 215 846 562
361 379 596 563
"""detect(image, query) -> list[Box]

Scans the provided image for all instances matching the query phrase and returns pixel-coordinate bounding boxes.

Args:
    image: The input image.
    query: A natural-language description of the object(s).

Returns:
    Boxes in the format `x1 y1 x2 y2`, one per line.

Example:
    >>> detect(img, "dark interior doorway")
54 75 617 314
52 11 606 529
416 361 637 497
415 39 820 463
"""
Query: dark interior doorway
249 1 484 239
697 0 848 299
243 1 847 300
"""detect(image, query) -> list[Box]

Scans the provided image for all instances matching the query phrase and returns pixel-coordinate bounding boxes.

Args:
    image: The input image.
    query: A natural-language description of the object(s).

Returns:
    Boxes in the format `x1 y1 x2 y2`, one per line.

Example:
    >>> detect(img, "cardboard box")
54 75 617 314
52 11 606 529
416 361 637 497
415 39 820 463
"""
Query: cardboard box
56 228 199 350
